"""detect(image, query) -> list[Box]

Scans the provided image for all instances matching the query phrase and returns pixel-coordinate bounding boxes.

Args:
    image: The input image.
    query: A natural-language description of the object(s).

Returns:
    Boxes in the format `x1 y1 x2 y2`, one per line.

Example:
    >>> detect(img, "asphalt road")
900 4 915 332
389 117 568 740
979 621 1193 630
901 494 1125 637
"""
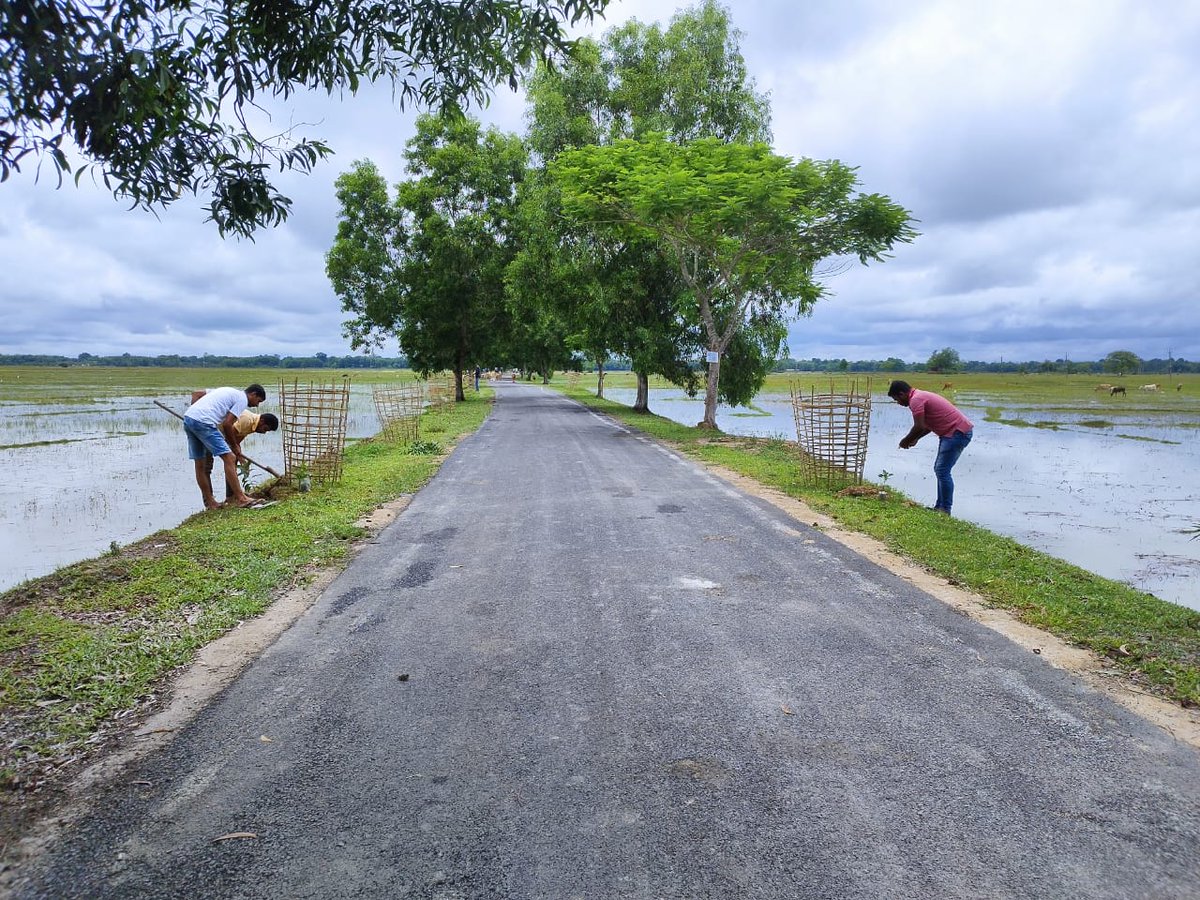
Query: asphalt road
14 383 1200 899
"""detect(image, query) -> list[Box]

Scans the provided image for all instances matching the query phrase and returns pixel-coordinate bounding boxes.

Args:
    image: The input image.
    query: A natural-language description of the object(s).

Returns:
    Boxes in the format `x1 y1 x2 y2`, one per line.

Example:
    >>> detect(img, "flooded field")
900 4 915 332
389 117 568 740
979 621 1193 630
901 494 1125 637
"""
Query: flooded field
606 386 1200 611
0 373 403 592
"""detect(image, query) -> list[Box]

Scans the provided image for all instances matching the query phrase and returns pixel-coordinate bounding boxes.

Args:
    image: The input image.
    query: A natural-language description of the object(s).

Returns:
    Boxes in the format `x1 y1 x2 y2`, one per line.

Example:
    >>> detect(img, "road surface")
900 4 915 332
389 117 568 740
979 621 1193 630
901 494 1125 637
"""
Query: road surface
14 383 1200 898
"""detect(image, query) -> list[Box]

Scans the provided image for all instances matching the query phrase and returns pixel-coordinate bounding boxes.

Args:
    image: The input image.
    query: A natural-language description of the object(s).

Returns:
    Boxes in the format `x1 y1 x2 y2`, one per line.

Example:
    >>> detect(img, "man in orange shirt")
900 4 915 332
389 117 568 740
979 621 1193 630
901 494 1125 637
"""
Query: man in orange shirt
888 380 974 516
201 408 280 502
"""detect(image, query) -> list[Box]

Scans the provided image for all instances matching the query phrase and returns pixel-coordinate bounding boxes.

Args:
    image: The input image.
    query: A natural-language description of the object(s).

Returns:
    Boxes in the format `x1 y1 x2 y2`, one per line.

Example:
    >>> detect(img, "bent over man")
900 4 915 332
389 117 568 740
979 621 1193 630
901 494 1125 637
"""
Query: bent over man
888 380 974 516
203 408 280 502
183 384 266 509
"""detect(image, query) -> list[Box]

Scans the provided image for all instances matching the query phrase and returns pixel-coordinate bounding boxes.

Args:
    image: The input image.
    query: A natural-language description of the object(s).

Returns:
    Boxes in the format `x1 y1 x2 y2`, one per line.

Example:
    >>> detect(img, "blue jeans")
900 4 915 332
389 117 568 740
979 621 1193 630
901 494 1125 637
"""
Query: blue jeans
183 416 232 460
933 429 972 513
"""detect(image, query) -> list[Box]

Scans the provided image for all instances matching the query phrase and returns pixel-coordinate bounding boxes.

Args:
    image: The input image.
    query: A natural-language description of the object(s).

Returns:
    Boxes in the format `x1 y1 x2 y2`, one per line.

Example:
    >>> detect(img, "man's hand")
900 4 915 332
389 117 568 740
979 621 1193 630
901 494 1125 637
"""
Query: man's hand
899 437 915 449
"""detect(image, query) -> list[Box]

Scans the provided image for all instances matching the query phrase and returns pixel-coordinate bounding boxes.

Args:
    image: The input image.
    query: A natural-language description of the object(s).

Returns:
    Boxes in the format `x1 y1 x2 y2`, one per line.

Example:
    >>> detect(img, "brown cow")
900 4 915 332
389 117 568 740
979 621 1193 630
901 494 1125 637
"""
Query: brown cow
942 381 954 390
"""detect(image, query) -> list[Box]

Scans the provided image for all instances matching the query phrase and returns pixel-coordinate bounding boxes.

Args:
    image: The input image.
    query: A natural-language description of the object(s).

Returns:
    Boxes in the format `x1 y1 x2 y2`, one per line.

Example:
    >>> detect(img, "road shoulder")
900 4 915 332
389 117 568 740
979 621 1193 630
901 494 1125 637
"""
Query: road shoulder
703 460 1200 751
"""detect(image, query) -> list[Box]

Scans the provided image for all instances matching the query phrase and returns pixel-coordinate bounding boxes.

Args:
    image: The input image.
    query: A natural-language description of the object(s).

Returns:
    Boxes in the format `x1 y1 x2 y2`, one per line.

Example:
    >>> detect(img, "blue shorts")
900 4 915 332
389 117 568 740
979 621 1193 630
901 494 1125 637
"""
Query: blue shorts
184 417 232 460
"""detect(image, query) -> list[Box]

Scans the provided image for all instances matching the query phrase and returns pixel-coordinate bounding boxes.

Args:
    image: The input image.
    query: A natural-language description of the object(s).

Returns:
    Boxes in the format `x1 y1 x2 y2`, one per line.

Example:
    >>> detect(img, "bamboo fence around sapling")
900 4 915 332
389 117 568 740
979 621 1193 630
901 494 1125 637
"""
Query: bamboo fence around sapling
790 378 873 488
278 378 352 485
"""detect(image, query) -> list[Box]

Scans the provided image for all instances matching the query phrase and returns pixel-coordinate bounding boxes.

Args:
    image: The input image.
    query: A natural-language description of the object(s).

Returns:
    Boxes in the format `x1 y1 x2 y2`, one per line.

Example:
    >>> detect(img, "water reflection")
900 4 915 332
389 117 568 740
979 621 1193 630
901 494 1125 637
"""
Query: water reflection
605 388 1200 611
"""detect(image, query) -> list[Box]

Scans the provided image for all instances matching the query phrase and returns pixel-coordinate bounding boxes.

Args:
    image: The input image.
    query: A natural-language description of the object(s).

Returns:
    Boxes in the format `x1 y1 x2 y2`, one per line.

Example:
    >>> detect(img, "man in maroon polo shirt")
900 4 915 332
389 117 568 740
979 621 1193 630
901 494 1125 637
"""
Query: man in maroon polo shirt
888 380 974 515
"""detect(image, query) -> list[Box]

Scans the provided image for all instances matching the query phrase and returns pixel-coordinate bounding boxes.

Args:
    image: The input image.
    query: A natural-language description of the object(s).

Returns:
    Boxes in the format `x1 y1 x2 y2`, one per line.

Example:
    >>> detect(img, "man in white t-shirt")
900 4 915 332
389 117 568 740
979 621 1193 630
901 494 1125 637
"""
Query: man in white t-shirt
182 384 266 508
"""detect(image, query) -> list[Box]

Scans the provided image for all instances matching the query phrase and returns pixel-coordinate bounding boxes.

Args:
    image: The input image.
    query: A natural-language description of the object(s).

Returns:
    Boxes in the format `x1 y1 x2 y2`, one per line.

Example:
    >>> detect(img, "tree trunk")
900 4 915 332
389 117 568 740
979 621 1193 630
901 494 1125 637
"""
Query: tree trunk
633 371 650 413
700 352 720 429
596 359 606 398
456 325 467 401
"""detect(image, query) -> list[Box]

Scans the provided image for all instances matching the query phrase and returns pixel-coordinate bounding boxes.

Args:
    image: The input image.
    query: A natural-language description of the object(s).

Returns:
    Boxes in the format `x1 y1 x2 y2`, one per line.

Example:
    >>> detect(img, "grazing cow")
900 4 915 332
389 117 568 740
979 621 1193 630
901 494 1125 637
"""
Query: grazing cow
1139 383 1161 392
1110 385 1127 396
942 381 954 390
1178 383 1184 392
1095 383 1114 392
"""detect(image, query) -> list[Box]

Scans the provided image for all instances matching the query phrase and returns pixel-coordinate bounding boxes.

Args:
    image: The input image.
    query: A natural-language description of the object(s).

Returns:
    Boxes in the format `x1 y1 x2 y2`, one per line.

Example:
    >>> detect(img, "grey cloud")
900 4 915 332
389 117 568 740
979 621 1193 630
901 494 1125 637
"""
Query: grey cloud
3 0 1200 364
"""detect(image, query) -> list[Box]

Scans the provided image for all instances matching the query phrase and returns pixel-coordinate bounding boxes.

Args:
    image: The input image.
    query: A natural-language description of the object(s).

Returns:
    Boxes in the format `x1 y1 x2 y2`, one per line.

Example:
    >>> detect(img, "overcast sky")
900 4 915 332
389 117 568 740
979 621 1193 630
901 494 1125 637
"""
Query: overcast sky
2 0 1198 364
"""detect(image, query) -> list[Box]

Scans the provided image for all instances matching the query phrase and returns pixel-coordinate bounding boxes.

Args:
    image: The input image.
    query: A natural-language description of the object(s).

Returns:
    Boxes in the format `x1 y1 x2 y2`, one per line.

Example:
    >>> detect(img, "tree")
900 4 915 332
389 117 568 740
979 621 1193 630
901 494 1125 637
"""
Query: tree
1 0 608 237
553 134 916 428
504 174 612 394
521 0 770 411
1103 350 1142 376
326 162 403 349
327 114 526 398
926 347 962 374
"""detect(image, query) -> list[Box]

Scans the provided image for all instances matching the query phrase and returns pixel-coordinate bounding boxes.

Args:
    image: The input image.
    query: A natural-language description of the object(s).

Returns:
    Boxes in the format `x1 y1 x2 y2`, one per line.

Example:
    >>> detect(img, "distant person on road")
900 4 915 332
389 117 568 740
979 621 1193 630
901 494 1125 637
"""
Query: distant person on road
888 380 974 516
183 385 266 509
201 408 280 502
473 366 481 391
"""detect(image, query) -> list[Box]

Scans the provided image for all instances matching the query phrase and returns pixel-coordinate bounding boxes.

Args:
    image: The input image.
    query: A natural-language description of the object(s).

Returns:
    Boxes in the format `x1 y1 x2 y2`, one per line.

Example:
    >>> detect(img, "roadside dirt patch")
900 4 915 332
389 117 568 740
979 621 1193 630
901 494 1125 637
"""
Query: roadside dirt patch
702 462 1200 752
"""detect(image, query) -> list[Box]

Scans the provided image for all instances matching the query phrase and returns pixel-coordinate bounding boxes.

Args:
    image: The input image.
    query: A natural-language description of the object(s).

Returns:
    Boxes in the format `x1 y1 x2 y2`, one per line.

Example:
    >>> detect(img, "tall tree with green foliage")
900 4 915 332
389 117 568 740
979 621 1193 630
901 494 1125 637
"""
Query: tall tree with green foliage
1103 350 1142 376
1 0 609 237
926 347 962 374
327 114 526 398
520 0 770 410
553 134 916 428
326 161 402 350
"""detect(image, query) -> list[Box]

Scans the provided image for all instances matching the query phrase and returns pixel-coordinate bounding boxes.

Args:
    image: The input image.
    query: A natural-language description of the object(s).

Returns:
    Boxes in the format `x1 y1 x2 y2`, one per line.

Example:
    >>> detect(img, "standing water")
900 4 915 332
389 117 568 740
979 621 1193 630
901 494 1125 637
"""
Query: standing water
0 385 384 592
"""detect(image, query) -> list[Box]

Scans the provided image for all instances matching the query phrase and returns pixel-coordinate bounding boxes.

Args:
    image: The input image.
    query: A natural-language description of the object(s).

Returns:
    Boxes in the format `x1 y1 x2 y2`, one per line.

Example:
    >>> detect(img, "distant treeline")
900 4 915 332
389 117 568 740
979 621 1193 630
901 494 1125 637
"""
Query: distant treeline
0 352 409 369
770 357 1200 375
1 352 1196 375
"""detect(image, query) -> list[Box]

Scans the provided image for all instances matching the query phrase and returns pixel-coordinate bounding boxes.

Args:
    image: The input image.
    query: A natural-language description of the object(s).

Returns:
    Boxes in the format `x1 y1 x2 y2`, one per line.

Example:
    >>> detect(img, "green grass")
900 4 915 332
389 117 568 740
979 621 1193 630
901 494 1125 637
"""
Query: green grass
0 365 421 405
554 385 1200 709
0 393 492 790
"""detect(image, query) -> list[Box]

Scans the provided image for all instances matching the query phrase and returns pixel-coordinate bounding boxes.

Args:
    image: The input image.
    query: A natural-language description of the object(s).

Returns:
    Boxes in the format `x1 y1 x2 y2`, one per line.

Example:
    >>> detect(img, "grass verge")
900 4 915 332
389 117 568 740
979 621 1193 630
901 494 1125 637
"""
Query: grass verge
556 386 1200 708
0 393 491 798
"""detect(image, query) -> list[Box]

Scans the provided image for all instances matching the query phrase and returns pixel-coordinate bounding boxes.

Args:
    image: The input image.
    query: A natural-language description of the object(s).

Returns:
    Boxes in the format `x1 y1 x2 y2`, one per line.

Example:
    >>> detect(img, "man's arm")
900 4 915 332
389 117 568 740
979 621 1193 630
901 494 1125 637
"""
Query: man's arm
190 390 206 404
900 411 931 449
220 412 245 460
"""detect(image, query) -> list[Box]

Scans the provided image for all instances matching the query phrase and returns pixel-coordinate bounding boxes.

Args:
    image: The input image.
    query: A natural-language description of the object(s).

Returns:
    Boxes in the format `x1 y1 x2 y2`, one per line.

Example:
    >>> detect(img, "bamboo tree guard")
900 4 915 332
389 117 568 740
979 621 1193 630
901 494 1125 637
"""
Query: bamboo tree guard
424 372 456 408
790 379 874 487
372 383 424 443
567 371 580 388
279 378 351 485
